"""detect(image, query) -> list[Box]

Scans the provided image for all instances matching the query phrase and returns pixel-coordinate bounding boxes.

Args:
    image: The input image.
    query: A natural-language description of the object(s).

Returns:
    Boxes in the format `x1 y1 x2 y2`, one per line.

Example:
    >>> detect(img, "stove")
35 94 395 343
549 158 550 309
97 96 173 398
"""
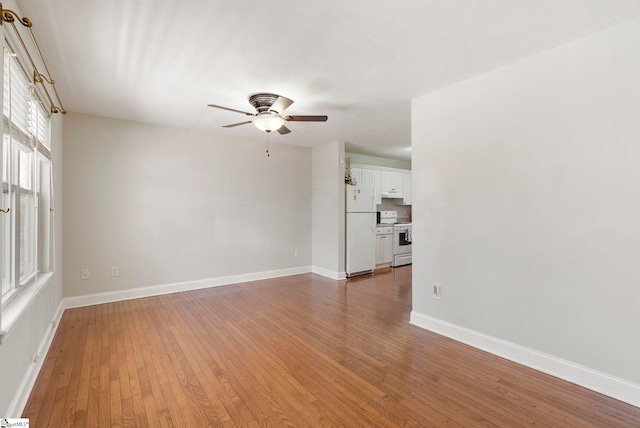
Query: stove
378 210 398 224
378 211 412 267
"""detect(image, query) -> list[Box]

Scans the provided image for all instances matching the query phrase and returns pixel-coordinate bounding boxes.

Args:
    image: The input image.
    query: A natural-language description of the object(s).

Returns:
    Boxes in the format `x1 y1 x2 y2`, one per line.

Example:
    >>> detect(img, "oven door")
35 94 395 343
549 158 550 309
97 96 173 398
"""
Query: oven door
393 227 412 255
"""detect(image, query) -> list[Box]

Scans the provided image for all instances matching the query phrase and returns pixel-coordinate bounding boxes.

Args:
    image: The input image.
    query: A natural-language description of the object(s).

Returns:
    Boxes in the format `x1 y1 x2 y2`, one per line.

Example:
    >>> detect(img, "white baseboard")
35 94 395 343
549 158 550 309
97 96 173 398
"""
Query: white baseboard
410 311 640 408
63 266 312 309
7 300 65 418
311 265 346 280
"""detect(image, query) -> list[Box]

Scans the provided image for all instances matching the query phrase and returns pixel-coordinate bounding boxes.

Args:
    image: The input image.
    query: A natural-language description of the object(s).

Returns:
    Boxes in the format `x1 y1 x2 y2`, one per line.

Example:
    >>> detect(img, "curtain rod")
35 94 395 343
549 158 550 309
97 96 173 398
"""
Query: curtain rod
0 3 66 114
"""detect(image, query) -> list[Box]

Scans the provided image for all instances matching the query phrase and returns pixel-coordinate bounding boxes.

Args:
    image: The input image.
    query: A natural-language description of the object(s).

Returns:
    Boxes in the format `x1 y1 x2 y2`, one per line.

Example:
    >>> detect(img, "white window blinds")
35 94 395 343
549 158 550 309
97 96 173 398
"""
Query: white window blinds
2 41 54 304
35 101 51 150
3 48 32 143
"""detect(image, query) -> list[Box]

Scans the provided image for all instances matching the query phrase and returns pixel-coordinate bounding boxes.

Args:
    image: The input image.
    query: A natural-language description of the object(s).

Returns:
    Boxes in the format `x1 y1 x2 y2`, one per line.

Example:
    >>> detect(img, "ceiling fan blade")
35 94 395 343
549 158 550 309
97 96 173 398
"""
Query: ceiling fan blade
208 104 255 116
284 115 328 122
277 125 291 135
222 120 253 128
269 96 294 114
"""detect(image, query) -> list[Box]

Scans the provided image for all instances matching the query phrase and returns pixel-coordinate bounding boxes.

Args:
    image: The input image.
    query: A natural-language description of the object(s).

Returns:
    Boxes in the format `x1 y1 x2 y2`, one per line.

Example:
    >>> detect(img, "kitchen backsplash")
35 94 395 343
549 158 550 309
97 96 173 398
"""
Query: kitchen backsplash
377 199 411 222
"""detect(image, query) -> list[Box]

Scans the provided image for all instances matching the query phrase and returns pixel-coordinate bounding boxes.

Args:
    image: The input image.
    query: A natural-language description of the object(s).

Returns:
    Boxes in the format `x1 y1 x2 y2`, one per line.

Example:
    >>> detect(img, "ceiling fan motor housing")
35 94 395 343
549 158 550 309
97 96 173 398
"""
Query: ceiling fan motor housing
248 93 281 113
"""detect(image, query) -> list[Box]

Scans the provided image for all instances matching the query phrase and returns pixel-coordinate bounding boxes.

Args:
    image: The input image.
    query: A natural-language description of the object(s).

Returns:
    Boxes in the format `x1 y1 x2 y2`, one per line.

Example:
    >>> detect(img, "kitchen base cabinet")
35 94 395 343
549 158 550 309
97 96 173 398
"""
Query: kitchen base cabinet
375 227 393 266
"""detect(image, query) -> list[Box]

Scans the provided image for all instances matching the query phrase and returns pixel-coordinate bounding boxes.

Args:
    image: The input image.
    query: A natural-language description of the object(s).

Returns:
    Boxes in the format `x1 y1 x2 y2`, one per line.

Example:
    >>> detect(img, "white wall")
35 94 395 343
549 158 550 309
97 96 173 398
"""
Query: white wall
0 113 64 416
311 141 346 278
411 16 640 400
347 153 411 170
63 113 311 298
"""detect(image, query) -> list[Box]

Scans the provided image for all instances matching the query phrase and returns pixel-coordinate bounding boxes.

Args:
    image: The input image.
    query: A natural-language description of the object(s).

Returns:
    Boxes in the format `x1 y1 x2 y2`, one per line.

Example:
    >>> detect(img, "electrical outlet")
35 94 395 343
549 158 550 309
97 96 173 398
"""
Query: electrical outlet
433 283 442 300
294 249 299 257
111 266 119 277
81 269 90 280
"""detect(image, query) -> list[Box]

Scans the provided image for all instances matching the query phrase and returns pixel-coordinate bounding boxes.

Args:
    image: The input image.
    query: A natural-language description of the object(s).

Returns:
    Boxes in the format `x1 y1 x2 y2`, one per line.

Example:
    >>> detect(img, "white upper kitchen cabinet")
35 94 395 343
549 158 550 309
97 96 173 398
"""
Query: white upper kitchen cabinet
351 163 409 203
350 167 362 185
361 168 373 188
352 167 383 205
361 168 382 204
372 169 382 204
381 171 404 198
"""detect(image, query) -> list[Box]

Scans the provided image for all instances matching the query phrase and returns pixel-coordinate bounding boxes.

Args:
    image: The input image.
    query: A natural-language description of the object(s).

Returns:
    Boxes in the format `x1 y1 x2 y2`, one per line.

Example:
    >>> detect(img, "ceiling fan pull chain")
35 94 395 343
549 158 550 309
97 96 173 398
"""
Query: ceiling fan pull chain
265 133 270 157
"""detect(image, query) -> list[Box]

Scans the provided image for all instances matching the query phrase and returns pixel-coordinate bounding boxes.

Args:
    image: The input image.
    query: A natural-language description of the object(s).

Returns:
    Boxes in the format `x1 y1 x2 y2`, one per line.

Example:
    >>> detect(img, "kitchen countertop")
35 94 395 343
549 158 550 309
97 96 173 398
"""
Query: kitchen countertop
377 222 412 227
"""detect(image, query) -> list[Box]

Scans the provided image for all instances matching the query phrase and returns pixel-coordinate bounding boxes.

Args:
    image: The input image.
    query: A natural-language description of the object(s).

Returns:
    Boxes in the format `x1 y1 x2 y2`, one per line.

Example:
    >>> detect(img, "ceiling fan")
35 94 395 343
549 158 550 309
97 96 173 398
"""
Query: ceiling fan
208 93 328 134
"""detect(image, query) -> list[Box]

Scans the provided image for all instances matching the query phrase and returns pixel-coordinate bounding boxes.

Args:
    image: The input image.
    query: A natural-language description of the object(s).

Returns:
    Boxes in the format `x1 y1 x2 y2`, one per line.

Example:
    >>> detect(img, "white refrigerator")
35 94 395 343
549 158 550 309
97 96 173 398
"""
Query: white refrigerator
346 185 376 277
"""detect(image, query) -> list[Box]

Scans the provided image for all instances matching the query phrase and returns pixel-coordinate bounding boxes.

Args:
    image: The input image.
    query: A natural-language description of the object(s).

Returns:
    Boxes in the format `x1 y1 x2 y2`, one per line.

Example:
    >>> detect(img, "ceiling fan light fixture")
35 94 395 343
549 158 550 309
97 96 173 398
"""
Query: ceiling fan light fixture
209 93 328 134
253 113 284 133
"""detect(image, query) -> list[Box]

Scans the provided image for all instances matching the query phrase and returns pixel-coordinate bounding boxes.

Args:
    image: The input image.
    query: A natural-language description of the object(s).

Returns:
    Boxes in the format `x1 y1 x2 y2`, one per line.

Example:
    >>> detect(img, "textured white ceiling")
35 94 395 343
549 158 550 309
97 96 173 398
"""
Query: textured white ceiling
17 0 640 160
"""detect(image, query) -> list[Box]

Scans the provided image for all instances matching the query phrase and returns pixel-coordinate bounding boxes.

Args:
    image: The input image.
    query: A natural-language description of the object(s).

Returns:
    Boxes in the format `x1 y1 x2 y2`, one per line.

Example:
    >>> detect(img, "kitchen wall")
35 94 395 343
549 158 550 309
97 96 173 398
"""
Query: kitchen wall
377 199 411 222
63 113 312 298
311 141 346 279
347 152 411 170
411 15 640 403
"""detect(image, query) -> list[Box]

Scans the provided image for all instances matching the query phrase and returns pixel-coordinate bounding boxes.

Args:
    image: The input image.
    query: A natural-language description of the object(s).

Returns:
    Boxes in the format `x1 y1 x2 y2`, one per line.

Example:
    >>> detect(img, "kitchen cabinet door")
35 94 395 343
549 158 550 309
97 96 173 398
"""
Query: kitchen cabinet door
360 168 382 205
371 169 382 205
375 235 384 264
361 168 374 188
375 234 393 265
381 171 404 197
382 235 393 263
350 167 362 185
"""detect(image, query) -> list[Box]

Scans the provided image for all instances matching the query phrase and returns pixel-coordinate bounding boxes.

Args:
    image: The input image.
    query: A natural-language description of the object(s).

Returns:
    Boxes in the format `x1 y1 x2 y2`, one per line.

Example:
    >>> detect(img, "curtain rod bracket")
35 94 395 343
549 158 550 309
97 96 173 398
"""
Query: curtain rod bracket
0 5 32 27
0 3 66 115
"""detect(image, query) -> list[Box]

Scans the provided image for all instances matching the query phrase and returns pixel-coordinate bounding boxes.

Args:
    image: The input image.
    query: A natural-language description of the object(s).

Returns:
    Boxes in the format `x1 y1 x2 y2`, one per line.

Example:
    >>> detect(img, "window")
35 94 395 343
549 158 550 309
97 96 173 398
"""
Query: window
1 43 53 304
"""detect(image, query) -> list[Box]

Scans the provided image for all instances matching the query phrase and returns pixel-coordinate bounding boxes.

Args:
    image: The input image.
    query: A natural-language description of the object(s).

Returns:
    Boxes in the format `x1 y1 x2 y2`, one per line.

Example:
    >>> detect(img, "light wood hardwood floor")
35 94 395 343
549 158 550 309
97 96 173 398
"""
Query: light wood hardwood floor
24 267 640 426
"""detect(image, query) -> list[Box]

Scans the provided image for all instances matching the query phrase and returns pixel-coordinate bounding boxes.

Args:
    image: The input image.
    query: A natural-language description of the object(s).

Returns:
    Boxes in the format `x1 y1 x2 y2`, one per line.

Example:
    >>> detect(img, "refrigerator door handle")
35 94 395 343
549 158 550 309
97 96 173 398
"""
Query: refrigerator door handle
371 191 376 233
